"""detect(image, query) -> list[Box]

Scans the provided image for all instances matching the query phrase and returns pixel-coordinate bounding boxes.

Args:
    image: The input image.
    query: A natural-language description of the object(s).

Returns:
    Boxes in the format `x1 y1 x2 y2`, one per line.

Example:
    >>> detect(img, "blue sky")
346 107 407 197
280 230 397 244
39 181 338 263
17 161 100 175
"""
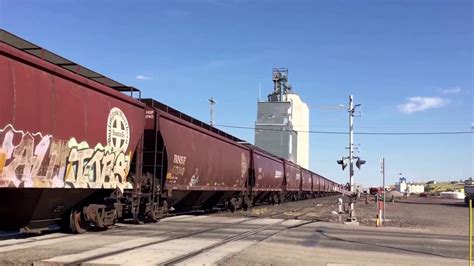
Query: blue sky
1 0 472 187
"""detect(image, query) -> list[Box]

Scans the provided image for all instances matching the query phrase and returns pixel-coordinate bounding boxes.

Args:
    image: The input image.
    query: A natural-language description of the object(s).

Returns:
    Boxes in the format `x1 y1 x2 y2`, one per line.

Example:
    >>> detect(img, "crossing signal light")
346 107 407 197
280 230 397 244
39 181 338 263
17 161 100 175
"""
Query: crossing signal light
356 158 366 169
337 159 347 170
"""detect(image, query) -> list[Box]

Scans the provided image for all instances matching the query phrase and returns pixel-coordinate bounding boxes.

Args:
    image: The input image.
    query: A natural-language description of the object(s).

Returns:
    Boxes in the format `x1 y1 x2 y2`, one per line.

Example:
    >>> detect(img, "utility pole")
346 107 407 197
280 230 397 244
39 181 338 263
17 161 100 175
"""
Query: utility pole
337 95 363 224
348 95 359 222
381 157 386 223
208 97 216 127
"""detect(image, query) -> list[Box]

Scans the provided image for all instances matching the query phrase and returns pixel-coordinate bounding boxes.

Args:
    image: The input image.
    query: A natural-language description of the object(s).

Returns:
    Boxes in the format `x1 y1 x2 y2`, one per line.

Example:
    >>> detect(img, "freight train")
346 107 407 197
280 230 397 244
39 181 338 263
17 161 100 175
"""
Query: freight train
0 29 342 233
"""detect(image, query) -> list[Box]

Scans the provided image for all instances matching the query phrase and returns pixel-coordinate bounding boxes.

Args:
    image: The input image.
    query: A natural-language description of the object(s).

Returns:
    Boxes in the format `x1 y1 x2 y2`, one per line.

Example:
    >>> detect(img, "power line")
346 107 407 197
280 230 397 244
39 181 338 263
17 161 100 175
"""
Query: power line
298 124 472 129
215 124 474 135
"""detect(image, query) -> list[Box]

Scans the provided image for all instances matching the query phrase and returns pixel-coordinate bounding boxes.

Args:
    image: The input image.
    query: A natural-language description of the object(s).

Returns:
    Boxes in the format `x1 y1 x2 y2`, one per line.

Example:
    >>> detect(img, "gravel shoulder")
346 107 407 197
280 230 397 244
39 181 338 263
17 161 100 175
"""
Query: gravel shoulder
213 194 469 235
216 195 470 265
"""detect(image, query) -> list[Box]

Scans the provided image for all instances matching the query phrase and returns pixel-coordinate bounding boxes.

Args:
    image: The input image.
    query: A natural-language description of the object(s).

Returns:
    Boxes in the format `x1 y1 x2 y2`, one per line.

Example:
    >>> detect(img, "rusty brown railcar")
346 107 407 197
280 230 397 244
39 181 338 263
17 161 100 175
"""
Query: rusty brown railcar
142 99 251 211
284 160 301 200
301 168 312 193
321 176 330 194
0 31 146 231
312 173 321 196
319 176 326 194
250 148 284 204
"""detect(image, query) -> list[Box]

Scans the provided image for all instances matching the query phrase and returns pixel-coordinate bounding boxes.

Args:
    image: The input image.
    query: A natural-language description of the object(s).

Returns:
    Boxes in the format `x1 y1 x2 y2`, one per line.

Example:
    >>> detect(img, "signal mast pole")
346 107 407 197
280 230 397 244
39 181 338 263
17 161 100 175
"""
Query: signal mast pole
337 95 364 224
347 95 361 223
348 95 355 221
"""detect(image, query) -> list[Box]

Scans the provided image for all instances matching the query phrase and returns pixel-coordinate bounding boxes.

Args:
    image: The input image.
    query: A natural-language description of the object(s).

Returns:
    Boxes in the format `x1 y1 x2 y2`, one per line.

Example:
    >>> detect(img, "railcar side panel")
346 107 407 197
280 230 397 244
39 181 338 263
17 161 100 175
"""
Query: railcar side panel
158 112 249 192
301 169 312 192
252 149 284 191
284 161 301 191
312 173 320 193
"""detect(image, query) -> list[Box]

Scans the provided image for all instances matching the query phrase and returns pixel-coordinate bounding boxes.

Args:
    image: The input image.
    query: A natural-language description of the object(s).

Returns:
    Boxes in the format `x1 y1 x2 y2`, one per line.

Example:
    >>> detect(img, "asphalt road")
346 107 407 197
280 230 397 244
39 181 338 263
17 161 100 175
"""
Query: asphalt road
0 215 469 265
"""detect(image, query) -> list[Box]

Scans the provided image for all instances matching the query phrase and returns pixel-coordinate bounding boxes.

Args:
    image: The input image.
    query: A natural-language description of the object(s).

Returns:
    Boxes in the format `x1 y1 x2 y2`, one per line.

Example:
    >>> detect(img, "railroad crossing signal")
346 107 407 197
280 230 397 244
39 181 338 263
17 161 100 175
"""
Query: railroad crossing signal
337 157 365 170
337 158 347 170
356 158 366 170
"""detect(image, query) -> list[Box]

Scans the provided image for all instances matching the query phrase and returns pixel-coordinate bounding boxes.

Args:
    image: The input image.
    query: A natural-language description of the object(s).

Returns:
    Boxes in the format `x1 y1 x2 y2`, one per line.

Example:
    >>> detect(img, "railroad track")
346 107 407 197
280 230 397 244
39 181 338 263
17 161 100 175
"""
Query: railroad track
1 214 320 264
62 217 261 265
161 218 317 265
255 204 323 221
170 194 341 218
0 196 328 252
0 217 202 252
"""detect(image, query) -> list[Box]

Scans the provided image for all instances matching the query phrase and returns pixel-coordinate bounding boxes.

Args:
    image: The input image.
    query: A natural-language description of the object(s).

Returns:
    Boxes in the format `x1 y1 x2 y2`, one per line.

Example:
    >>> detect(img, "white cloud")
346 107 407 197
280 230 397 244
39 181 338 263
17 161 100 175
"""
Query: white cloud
398 97 449 114
442 87 461 94
136 75 152 80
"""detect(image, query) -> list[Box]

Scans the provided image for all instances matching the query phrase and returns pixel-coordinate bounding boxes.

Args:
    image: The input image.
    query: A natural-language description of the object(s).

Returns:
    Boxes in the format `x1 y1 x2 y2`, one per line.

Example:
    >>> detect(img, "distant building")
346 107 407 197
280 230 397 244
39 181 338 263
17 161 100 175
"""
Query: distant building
396 176 425 194
254 68 309 168
407 184 425 194
395 177 407 193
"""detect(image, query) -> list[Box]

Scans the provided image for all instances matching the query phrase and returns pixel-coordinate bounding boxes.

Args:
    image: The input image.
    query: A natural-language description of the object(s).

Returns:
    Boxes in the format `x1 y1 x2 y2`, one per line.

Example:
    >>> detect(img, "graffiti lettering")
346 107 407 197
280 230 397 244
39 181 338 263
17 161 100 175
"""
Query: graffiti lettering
0 125 68 188
64 139 131 189
170 165 185 177
0 125 132 190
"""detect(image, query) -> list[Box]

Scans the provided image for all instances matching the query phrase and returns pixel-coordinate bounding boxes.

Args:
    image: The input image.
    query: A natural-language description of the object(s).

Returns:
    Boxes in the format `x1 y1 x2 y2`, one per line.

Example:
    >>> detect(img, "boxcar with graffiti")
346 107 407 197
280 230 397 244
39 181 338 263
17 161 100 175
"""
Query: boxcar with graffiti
0 30 146 232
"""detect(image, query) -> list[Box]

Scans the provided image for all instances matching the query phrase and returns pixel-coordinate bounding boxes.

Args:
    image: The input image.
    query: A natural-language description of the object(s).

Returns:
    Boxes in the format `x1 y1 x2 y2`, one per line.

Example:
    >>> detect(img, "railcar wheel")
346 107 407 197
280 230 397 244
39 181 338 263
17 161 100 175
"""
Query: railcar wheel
242 197 249 211
70 209 89 234
162 200 169 215
272 194 279 205
229 198 237 213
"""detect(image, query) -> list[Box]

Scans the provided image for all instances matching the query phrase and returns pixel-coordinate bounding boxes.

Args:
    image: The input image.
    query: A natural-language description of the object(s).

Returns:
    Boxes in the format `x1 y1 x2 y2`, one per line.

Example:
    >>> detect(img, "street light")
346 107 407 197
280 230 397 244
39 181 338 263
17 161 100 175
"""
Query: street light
208 97 216 127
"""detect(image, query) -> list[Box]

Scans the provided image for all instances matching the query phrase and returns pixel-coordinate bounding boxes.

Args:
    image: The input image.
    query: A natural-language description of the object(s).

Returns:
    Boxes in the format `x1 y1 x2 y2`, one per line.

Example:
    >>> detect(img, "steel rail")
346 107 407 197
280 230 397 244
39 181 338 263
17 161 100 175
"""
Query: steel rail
64 217 260 265
162 219 317 265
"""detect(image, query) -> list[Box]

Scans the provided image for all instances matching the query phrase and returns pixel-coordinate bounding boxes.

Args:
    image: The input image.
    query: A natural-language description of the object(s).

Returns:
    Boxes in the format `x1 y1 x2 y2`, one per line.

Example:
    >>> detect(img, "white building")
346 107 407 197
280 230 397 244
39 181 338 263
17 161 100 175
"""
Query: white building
395 177 407 193
396 176 425 194
407 184 425 194
255 68 309 168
